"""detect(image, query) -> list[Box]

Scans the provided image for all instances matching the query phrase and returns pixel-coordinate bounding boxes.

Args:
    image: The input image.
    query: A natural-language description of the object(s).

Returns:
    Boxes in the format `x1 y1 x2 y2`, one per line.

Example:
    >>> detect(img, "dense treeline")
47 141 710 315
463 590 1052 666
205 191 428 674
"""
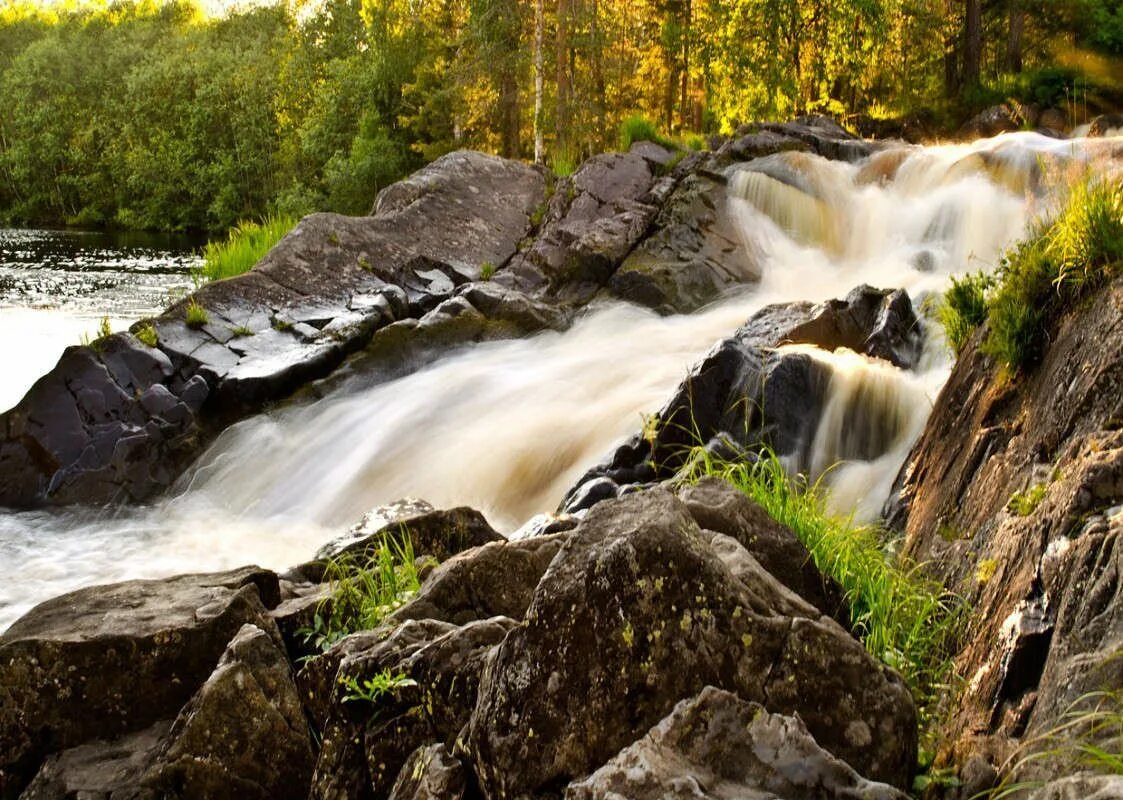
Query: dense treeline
0 0 1119 232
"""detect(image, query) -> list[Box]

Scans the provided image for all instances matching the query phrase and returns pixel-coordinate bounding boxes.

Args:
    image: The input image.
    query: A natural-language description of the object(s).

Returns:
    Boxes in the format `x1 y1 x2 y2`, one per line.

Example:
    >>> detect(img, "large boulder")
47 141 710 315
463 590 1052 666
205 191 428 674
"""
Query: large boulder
0 151 546 508
566 686 909 800
467 489 917 796
0 567 280 796
387 745 469 800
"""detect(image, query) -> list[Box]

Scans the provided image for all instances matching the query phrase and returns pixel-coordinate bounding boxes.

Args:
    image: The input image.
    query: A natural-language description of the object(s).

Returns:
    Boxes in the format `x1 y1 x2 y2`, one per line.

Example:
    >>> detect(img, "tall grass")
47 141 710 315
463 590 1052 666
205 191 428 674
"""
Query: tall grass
619 114 676 151
939 272 991 355
200 214 296 282
301 531 426 653
682 447 964 706
939 175 1123 371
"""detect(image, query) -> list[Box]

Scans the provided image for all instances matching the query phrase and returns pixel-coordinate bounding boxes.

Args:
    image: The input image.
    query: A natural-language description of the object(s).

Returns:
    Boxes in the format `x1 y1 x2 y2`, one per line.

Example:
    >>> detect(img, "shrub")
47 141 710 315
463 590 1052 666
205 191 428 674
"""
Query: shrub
681 447 963 706
185 300 209 329
938 272 991 354
200 214 296 283
300 531 428 653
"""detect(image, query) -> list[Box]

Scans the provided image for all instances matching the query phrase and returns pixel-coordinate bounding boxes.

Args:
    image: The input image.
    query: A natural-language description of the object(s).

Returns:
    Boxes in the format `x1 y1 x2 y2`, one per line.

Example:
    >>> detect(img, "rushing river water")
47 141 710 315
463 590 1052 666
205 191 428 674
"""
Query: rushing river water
0 228 200 412
1 132 1120 631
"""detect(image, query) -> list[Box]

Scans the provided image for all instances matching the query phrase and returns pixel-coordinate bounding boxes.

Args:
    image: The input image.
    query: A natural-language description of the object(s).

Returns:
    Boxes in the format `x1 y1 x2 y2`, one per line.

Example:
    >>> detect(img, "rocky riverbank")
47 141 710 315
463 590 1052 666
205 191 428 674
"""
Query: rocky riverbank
1 117 1122 799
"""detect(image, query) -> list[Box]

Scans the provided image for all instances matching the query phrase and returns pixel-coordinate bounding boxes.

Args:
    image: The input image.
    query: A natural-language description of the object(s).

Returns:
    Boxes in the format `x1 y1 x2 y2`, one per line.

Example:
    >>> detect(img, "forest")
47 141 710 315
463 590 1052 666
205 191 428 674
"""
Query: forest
0 0 1120 232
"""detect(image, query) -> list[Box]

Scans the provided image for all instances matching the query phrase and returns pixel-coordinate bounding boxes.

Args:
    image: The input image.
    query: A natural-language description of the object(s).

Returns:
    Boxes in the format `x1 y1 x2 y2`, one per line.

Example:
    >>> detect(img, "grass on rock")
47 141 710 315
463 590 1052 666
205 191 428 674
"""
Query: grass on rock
940 174 1123 371
301 530 428 653
184 300 208 329
200 214 297 282
682 447 964 710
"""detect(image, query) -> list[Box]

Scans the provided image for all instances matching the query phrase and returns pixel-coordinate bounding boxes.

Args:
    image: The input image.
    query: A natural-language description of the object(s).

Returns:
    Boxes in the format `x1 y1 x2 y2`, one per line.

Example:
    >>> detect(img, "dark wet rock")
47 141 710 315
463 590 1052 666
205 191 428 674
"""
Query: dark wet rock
566 686 909 800
562 286 921 512
305 617 514 800
270 583 332 661
677 477 847 621
297 503 503 582
958 104 1023 139
391 533 568 625
745 116 887 163
387 744 469 800
0 566 280 797
134 623 314 799
468 489 917 796
609 171 760 313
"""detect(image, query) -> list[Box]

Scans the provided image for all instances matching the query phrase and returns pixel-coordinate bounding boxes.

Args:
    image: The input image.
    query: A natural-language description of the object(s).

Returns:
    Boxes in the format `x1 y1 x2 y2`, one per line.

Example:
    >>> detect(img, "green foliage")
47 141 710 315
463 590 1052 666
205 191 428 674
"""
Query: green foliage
80 315 113 350
230 325 254 338
200 215 296 282
479 260 496 280
682 447 964 707
340 669 418 705
300 531 426 653
1008 482 1048 516
946 176 1123 372
184 299 208 329
938 271 991 354
134 322 158 348
619 115 673 150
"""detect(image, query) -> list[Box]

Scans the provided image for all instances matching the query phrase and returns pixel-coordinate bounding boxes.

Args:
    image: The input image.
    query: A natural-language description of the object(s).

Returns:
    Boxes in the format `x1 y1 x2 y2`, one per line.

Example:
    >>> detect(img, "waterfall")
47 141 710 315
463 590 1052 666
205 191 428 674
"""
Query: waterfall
1 131 1117 630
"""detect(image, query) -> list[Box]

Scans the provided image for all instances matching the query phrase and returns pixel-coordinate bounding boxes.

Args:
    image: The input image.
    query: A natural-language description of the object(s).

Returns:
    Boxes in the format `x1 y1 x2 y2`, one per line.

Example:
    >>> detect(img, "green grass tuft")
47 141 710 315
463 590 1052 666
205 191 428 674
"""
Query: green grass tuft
479 261 496 281
135 322 158 348
938 271 991 354
300 531 428 653
230 325 254 338
972 175 1123 372
619 114 674 151
184 300 208 329
200 214 296 283
1008 482 1048 516
681 447 963 708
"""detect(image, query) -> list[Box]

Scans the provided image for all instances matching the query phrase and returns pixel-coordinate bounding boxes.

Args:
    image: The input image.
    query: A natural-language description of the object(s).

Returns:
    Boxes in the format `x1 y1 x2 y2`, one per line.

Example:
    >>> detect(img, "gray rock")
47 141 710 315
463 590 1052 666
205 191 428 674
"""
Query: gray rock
566 686 909 800
387 745 468 800
467 490 917 797
0 567 280 797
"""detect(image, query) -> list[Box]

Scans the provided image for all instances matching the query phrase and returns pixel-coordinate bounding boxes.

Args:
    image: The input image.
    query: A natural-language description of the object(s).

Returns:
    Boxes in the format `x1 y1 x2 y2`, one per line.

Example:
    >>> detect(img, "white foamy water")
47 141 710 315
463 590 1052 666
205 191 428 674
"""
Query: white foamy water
1 132 1118 630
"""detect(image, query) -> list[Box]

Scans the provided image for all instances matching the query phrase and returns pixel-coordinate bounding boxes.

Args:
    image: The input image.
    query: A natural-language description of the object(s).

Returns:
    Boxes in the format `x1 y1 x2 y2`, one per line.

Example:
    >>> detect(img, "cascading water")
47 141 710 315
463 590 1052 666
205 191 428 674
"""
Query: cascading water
1 131 1118 630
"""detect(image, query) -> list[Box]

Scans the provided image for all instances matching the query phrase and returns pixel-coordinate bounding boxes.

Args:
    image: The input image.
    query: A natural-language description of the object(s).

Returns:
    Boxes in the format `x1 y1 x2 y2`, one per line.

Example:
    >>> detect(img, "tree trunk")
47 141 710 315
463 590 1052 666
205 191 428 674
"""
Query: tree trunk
555 0 570 156
534 0 544 163
944 0 959 96
1006 0 1024 74
963 0 982 89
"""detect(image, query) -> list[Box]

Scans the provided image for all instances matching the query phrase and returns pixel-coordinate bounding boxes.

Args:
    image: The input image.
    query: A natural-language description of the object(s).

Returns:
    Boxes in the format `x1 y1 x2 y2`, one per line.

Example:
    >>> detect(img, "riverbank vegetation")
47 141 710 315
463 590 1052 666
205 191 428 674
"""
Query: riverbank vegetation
200 214 297 281
941 174 1123 371
0 0 1119 233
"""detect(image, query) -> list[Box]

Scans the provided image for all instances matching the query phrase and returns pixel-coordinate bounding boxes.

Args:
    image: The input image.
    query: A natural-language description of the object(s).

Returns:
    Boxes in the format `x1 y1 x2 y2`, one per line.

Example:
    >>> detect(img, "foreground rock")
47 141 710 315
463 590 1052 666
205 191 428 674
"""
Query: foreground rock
468 489 917 794
888 275 1123 788
0 567 281 796
567 687 909 800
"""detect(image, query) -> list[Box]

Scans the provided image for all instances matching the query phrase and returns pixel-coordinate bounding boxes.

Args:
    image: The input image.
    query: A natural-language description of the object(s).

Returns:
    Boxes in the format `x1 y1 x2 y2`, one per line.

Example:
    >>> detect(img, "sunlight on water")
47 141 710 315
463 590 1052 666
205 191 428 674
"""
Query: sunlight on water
1 131 1119 630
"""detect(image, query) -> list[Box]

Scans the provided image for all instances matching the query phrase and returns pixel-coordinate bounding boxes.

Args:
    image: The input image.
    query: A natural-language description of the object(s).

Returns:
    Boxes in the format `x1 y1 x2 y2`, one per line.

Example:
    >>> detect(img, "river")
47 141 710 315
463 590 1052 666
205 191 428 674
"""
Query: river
0 132 1119 631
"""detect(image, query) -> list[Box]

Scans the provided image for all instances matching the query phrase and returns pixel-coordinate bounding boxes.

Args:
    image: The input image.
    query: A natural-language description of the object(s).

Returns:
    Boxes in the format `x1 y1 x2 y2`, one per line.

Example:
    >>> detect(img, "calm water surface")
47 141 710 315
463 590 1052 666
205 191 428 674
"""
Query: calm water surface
0 228 202 412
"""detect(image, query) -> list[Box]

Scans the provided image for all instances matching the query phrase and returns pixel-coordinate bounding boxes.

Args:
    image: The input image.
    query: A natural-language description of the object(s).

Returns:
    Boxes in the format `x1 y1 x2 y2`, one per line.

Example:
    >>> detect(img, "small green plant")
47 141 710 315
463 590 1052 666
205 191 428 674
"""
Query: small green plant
299 531 427 653
529 203 547 227
184 300 208 329
479 261 496 280
684 133 706 151
272 318 293 332
358 256 372 272
938 271 991 355
551 148 578 177
200 214 296 282
340 669 417 705
134 322 158 348
619 114 673 150
81 315 113 349
1008 482 1048 516
230 325 254 338
976 558 999 584
327 230 341 246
